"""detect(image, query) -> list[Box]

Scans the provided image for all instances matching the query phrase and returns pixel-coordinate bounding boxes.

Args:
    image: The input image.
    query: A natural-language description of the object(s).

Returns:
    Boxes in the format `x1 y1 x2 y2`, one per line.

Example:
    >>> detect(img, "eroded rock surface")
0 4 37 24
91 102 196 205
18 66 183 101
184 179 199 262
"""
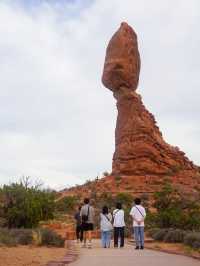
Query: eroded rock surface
102 22 140 91
102 22 197 176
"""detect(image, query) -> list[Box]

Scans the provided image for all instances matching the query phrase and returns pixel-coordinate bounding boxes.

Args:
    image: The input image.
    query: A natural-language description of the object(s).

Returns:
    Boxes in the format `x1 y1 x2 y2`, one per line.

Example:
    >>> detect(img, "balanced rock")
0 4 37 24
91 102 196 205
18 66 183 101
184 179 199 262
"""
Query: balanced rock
102 22 140 91
102 22 197 177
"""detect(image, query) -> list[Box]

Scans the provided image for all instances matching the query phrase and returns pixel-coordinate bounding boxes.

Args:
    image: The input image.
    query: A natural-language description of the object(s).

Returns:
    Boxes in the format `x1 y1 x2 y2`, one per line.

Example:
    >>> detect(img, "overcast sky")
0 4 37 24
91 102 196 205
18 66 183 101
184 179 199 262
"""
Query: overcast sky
0 0 199 190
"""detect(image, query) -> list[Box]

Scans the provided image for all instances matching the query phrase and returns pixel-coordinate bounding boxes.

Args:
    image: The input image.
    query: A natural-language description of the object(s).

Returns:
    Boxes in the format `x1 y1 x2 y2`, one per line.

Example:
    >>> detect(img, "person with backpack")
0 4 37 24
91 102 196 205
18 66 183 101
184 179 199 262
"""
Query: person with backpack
100 206 113 248
129 198 146 250
113 202 125 248
80 198 95 248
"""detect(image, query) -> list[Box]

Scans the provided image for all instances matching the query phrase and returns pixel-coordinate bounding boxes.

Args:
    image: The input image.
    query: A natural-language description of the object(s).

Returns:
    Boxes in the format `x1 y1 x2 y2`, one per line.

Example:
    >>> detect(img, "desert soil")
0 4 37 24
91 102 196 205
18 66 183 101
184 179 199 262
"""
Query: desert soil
0 246 67 266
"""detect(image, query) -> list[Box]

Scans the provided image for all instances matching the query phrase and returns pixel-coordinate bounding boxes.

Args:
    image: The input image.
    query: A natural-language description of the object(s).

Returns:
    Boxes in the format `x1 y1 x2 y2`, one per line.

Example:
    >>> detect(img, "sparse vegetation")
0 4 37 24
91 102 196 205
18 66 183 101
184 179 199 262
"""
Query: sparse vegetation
0 177 55 228
148 183 200 230
40 228 65 247
55 196 78 213
146 183 200 251
0 228 64 247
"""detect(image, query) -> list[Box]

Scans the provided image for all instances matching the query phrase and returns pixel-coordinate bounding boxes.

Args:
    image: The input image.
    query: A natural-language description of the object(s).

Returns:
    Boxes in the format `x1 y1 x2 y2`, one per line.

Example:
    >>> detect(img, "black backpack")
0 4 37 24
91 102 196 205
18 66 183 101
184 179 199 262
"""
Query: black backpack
82 206 90 223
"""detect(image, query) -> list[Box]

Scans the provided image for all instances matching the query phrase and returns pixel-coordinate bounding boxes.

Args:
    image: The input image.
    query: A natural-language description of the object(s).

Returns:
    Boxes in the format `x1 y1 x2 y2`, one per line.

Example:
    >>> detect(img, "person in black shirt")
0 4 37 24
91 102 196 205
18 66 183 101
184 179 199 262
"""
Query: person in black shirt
74 206 83 243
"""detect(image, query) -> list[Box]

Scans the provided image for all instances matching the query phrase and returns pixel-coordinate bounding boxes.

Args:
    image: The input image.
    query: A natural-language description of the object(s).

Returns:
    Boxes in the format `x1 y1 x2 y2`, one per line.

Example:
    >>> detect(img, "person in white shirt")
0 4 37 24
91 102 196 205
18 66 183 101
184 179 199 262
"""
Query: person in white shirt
130 198 146 249
100 206 113 248
113 202 125 248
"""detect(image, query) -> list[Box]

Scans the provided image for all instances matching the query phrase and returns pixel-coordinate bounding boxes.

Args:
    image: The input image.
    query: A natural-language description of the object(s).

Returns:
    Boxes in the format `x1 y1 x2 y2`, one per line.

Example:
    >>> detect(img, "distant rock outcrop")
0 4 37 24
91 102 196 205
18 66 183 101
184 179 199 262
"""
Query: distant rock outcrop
102 22 197 177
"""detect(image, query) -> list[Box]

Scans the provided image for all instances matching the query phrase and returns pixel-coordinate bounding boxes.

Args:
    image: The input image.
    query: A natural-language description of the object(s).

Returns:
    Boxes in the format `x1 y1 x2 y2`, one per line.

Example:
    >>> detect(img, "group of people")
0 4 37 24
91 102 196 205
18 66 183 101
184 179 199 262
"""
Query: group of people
74 197 146 249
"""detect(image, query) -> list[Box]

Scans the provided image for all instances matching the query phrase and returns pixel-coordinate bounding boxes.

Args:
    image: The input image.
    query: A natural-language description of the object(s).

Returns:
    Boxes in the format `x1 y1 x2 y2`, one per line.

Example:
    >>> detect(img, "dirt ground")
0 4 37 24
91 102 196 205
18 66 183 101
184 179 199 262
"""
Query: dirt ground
0 246 67 266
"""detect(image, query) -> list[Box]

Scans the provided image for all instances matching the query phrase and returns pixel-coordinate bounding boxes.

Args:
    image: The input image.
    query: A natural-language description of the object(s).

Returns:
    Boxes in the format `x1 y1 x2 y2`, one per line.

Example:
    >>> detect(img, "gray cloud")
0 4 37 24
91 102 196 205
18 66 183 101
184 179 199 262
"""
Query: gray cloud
0 0 199 189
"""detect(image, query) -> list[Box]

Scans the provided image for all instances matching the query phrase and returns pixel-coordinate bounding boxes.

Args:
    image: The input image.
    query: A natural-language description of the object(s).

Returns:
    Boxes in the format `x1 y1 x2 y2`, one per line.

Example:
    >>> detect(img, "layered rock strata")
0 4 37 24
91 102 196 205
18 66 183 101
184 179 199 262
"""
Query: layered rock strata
102 22 196 176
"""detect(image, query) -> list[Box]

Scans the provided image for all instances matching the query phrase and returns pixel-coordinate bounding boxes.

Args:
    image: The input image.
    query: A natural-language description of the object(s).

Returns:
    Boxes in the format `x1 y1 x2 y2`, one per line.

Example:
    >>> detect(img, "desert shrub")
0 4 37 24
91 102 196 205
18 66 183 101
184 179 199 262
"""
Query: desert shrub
55 196 78 213
115 193 133 208
95 192 114 209
148 183 200 231
103 171 110 177
10 229 33 245
0 228 64 247
0 229 17 246
151 228 169 241
146 228 160 238
114 176 122 182
0 178 55 228
184 232 200 249
145 212 160 229
114 176 122 186
163 229 186 243
40 228 65 247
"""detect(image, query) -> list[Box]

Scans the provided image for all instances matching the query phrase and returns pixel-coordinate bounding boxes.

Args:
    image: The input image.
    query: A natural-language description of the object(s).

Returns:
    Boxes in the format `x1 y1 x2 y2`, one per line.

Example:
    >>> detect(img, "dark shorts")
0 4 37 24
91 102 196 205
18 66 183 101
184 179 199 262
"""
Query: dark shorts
82 223 94 231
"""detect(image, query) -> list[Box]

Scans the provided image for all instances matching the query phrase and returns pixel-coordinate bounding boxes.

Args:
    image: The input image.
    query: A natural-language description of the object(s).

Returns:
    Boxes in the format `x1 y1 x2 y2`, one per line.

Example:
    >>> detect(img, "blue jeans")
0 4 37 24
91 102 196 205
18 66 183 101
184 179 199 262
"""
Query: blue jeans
133 227 144 247
101 230 112 248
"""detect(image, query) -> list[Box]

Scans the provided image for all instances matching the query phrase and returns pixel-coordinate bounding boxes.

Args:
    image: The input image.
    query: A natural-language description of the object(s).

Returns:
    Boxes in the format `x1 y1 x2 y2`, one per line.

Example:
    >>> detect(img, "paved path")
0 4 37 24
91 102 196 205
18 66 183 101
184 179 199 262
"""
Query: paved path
71 241 199 266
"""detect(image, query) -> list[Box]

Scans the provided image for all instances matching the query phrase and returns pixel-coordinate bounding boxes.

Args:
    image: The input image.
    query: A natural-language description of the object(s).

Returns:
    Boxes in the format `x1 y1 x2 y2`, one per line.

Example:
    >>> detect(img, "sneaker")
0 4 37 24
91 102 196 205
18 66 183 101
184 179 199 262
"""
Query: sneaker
140 246 144 249
135 246 139 250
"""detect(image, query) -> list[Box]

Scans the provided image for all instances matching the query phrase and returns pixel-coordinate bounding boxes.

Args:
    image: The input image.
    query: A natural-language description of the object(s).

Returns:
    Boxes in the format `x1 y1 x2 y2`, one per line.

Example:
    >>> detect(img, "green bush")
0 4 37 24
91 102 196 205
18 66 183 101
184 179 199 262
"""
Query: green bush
0 178 55 228
163 229 186 243
184 232 200 249
148 183 200 231
115 193 133 208
40 228 65 247
55 196 78 213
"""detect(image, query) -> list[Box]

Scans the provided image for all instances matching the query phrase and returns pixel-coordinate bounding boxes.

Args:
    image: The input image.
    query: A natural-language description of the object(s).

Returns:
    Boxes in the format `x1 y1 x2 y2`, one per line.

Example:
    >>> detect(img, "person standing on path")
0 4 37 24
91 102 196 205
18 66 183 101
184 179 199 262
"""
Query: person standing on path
74 206 83 243
80 198 95 249
130 198 146 250
113 202 125 248
100 206 113 248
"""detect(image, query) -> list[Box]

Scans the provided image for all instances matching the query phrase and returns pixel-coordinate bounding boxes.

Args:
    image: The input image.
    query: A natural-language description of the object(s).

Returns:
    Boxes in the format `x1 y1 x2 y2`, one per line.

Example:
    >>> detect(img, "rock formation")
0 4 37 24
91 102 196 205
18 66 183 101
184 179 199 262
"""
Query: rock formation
61 22 200 200
102 22 197 176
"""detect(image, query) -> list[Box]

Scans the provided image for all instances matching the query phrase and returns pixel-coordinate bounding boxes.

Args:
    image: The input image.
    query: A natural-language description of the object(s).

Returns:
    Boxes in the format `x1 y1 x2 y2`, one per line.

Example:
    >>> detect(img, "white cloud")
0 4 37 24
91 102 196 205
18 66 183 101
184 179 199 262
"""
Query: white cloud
0 0 199 189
